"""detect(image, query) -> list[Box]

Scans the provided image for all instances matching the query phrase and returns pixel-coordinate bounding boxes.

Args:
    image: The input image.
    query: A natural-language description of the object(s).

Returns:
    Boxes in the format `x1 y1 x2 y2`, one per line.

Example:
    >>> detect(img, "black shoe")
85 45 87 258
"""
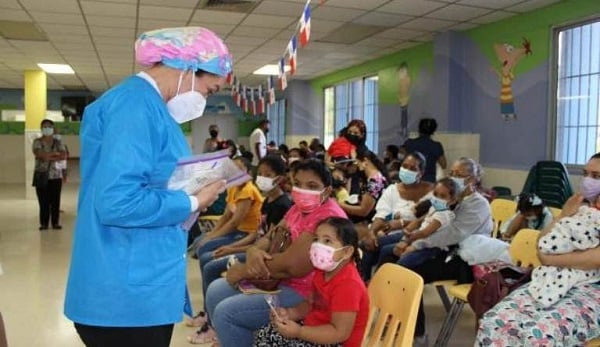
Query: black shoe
52 225 62 230
39 225 48 231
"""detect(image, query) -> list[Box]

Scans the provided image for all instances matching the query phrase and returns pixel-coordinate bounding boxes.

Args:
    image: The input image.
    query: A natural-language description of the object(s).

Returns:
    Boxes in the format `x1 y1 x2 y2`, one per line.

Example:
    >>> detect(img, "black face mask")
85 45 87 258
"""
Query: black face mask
332 179 346 189
263 128 269 134
345 134 362 145
209 130 218 138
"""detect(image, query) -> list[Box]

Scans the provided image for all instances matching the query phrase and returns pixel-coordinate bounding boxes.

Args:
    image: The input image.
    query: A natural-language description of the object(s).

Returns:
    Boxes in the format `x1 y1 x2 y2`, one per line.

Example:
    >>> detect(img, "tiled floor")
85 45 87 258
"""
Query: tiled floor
0 183 476 346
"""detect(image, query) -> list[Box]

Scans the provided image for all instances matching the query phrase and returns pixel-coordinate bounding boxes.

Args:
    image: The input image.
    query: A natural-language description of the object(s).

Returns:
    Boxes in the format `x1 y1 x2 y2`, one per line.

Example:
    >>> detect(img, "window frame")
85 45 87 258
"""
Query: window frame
549 15 600 169
323 74 379 152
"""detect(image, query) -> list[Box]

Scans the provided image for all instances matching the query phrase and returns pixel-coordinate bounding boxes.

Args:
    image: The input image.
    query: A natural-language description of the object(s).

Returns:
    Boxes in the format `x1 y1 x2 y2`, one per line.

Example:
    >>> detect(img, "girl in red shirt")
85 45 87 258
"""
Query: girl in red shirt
253 217 369 347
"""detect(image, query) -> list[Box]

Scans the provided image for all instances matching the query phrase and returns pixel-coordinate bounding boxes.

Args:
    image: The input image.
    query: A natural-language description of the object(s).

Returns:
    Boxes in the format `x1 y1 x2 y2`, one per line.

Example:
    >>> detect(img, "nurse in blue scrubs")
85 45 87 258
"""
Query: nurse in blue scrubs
64 27 232 347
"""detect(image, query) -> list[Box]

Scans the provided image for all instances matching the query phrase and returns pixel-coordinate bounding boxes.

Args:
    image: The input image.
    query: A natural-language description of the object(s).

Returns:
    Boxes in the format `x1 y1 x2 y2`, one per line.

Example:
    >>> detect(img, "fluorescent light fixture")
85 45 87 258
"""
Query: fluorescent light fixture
37 63 75 74
253 64 291 76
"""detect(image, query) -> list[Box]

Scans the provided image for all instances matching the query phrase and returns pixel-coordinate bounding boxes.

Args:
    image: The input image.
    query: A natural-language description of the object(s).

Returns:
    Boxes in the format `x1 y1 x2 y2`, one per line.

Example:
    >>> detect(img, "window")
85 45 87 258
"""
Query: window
553 19 600 166
267 99 286 147
323 76 379 152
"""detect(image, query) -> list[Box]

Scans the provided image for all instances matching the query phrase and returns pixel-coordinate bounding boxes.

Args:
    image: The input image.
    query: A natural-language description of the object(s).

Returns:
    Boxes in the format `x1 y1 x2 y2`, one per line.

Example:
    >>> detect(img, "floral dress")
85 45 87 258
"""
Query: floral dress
475 279 600 346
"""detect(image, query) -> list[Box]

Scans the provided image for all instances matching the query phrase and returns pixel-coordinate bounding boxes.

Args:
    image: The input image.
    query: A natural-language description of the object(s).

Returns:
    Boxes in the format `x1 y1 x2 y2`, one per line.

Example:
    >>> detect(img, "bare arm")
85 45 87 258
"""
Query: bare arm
255 142 262 160
407 219 441 242
266 232 314 279
341 193 376 217
278 312 357 345
209 198 252 238
503 214 526 239
438 155 447 169
539 247 600 270
210 208 232 233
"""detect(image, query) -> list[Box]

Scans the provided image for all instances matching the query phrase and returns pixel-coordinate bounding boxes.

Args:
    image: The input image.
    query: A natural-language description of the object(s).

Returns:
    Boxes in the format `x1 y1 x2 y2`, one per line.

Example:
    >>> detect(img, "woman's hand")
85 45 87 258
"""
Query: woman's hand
246 246 272 279
362 233 378 251
393 241 409 257
213 246 235 259
559 194 584 218
224 262 245 286
275 319 302 339
194 179 227 212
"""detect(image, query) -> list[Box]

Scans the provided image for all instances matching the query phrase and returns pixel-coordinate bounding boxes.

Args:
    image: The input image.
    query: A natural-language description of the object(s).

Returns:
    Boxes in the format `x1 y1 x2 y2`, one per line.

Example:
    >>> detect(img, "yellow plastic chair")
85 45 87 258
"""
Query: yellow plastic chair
362 263 424 347
549 207 562 218
434 228 540 347
430 280 457 312
587 339 600 346
490 198 517 238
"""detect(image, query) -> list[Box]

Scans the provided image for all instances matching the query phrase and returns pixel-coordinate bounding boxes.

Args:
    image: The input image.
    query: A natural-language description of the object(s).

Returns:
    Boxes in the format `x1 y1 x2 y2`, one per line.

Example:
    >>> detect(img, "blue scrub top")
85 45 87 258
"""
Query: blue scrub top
64 76 193 327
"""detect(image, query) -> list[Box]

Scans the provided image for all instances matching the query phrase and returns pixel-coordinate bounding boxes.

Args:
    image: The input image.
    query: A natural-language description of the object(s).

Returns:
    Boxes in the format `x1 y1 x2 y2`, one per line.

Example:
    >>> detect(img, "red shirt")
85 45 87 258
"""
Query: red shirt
327 137 355 159
304 263 369 347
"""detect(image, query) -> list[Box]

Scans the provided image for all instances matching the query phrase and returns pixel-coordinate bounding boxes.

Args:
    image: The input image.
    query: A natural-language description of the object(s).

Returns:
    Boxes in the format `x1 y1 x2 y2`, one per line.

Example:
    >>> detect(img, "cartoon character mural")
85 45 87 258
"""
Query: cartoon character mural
492 38 532 120
398 62 411 141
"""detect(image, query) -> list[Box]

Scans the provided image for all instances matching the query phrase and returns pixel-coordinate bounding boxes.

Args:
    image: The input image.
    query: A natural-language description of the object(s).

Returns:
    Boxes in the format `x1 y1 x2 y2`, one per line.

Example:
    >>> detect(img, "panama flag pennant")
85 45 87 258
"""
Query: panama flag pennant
299 1 311 47
267 76 276 105
240 86 248 113
278 58 287 90
233 80 241 107
287 36 297 75
257 84 265 114
250 88 257 116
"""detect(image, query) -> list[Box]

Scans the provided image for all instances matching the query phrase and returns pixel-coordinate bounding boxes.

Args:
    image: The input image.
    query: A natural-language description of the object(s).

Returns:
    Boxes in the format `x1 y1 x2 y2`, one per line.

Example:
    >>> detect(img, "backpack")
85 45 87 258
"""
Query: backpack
467 266 531 319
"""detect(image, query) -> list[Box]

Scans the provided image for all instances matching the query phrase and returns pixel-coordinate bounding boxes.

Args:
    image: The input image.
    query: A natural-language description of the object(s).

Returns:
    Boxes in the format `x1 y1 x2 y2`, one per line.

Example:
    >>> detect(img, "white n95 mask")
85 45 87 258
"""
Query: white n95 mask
167 71 207 124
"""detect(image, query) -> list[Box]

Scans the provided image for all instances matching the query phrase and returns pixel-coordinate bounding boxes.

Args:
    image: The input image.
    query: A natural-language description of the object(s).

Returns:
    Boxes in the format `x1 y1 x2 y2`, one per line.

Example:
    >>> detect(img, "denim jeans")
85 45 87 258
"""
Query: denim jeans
202 253 247 307
396 247 442 269
196 231 247 268
206 278 305 347
359 232 404 280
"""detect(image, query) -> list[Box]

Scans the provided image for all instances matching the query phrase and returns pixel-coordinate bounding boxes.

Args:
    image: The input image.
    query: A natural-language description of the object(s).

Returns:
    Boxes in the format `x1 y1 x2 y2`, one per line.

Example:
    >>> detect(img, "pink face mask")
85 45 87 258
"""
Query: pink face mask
309 242 345 272
291 187 324 213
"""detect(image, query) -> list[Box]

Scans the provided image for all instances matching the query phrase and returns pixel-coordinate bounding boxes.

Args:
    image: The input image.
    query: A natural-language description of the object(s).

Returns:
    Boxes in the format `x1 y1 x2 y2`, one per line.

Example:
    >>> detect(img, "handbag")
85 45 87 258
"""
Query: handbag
467 266 531 319
247 225 291 291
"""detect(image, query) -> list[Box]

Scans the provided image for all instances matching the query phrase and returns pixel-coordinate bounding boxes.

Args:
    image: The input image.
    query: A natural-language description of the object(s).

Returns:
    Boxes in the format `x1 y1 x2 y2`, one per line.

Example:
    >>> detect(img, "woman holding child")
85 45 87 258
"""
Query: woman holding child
475 153 600 346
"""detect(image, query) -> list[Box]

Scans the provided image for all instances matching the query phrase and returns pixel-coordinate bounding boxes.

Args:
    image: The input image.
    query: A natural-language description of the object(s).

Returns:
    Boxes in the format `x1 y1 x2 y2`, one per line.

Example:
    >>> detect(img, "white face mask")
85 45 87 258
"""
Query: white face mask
256 175 277 193
167 71 207 124
41 127 54 136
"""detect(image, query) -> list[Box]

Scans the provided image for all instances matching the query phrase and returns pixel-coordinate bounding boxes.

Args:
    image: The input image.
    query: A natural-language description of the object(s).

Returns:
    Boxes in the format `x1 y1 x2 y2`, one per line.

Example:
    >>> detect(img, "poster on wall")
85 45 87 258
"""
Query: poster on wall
491 38 532 121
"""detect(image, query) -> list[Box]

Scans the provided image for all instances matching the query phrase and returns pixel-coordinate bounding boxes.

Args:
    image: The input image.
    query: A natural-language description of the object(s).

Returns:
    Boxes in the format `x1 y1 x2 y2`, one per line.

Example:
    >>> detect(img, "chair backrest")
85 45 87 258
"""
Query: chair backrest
548 207 562 218
490 198 517 238
362 263 424 347
509 228 541 267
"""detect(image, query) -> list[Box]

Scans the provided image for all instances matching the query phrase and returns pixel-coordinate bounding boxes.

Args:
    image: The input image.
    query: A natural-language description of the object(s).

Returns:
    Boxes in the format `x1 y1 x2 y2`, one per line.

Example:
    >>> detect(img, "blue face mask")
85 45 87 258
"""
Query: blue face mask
399 167 418 185
431 196 449 211
42 127 54 136
450 176 466 193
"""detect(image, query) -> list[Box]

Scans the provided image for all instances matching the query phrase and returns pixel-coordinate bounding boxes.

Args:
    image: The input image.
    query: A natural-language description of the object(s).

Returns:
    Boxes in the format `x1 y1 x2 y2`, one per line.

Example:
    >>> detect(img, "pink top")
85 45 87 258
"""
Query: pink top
281 198 347 297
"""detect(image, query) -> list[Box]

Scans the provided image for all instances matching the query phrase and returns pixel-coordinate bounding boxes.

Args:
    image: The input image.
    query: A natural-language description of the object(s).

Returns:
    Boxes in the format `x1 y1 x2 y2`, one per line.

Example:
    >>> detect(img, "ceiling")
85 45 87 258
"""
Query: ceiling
0 0 559 93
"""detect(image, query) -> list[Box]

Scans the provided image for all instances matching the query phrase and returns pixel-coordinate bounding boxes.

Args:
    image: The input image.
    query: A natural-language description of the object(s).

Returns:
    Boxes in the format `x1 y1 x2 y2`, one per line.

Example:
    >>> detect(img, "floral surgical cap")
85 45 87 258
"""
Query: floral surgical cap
135 27 232 77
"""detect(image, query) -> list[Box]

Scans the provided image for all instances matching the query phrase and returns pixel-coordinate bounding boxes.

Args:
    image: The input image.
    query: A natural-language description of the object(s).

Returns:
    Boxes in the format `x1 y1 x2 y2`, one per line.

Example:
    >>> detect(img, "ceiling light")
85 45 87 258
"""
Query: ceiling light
37 63 75 74
253 64 290 76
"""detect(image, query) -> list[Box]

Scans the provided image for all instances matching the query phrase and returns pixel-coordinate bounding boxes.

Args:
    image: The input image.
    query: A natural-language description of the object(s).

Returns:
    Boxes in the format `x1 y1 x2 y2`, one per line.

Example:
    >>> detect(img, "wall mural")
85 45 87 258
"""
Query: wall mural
491 38 532 120
398 62 411 142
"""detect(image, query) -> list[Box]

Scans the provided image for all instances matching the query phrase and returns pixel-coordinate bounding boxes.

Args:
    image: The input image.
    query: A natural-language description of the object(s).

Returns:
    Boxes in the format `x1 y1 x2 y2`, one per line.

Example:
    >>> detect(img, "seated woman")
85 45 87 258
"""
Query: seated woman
325 120 367 168
476 153 600 346
500 193 553 240
338 149 388 226
203 159 347 347
253 217 369 347
392 177 460 268
406 157 493 345
195 157 263 270
187 155 293 342
359 151 433 281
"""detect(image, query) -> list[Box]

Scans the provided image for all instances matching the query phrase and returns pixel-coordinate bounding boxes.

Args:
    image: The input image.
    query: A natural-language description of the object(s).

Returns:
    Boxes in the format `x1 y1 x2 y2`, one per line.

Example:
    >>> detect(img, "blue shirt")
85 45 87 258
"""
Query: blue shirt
64 76 193 326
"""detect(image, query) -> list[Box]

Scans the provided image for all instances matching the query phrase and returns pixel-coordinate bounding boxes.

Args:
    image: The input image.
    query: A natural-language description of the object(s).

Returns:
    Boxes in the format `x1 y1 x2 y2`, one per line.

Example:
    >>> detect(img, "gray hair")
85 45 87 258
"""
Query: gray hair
457 157 483 181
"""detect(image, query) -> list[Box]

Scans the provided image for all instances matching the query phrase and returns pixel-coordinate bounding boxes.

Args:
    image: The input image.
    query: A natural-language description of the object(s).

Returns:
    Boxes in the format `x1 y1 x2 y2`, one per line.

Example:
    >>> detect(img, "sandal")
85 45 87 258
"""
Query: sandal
185 311 208 327
187 322 217 345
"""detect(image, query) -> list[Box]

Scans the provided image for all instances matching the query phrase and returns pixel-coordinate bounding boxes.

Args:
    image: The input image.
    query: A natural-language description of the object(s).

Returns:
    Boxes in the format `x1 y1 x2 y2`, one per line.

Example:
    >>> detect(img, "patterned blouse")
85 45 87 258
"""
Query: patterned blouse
32 138 66 180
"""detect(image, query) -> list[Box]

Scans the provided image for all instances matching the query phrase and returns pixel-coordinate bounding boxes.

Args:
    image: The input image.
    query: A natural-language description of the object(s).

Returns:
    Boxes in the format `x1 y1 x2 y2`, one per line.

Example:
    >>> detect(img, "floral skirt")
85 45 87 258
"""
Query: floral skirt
475 282 600 346
253 323 341 347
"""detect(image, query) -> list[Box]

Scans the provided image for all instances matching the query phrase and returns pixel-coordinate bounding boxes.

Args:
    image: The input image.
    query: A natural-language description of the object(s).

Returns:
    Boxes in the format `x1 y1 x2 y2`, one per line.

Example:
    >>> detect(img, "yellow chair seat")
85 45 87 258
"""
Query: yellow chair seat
430 280 458 312
587 338 600 346
199 215 222 221
447 284 472 302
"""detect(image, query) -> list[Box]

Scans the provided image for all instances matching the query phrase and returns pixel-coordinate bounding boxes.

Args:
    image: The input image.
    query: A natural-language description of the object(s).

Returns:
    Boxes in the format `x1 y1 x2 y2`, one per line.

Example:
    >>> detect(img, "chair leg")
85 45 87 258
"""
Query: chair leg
433 299 465 347
435 285 452 313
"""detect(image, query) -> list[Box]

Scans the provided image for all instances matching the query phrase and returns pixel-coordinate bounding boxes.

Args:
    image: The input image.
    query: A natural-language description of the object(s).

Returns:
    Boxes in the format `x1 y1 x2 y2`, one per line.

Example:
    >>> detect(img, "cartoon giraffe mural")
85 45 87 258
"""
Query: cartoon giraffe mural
492 38 532 120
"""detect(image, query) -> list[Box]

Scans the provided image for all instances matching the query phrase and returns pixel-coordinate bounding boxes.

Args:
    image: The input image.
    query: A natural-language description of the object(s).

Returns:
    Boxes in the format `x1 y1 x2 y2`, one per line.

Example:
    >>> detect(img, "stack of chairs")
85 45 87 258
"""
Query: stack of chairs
522 160 573 208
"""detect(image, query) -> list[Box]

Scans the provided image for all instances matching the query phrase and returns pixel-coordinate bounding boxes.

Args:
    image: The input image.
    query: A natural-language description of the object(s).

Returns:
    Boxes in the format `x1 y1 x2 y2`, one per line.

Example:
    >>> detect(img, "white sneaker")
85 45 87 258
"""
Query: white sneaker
413 334 429 347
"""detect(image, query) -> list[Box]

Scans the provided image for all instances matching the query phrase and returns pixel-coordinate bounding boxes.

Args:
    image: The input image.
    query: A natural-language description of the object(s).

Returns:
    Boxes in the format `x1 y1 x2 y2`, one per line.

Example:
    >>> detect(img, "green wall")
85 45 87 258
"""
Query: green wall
310 0 599 105
311 42 433 105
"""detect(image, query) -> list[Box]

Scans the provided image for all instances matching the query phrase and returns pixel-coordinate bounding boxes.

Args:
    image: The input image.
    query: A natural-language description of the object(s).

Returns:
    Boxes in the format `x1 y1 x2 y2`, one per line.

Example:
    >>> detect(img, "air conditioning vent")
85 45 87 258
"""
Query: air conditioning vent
198 0 258 13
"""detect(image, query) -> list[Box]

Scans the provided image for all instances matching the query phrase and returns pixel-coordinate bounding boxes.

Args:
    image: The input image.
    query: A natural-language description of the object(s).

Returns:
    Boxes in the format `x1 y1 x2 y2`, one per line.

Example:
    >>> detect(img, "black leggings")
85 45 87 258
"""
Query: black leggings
35 178 62 227
74 323 174 347
406 249 474 336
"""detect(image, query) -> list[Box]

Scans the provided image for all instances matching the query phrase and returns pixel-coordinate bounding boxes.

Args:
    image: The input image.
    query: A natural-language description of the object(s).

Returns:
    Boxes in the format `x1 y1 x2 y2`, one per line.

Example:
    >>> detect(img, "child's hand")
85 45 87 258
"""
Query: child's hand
376 230 386 238
393 211 402 220
393 241 409 257
270 307 290 323
403 245 416 255
275 319 302 339
213 246 234 258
